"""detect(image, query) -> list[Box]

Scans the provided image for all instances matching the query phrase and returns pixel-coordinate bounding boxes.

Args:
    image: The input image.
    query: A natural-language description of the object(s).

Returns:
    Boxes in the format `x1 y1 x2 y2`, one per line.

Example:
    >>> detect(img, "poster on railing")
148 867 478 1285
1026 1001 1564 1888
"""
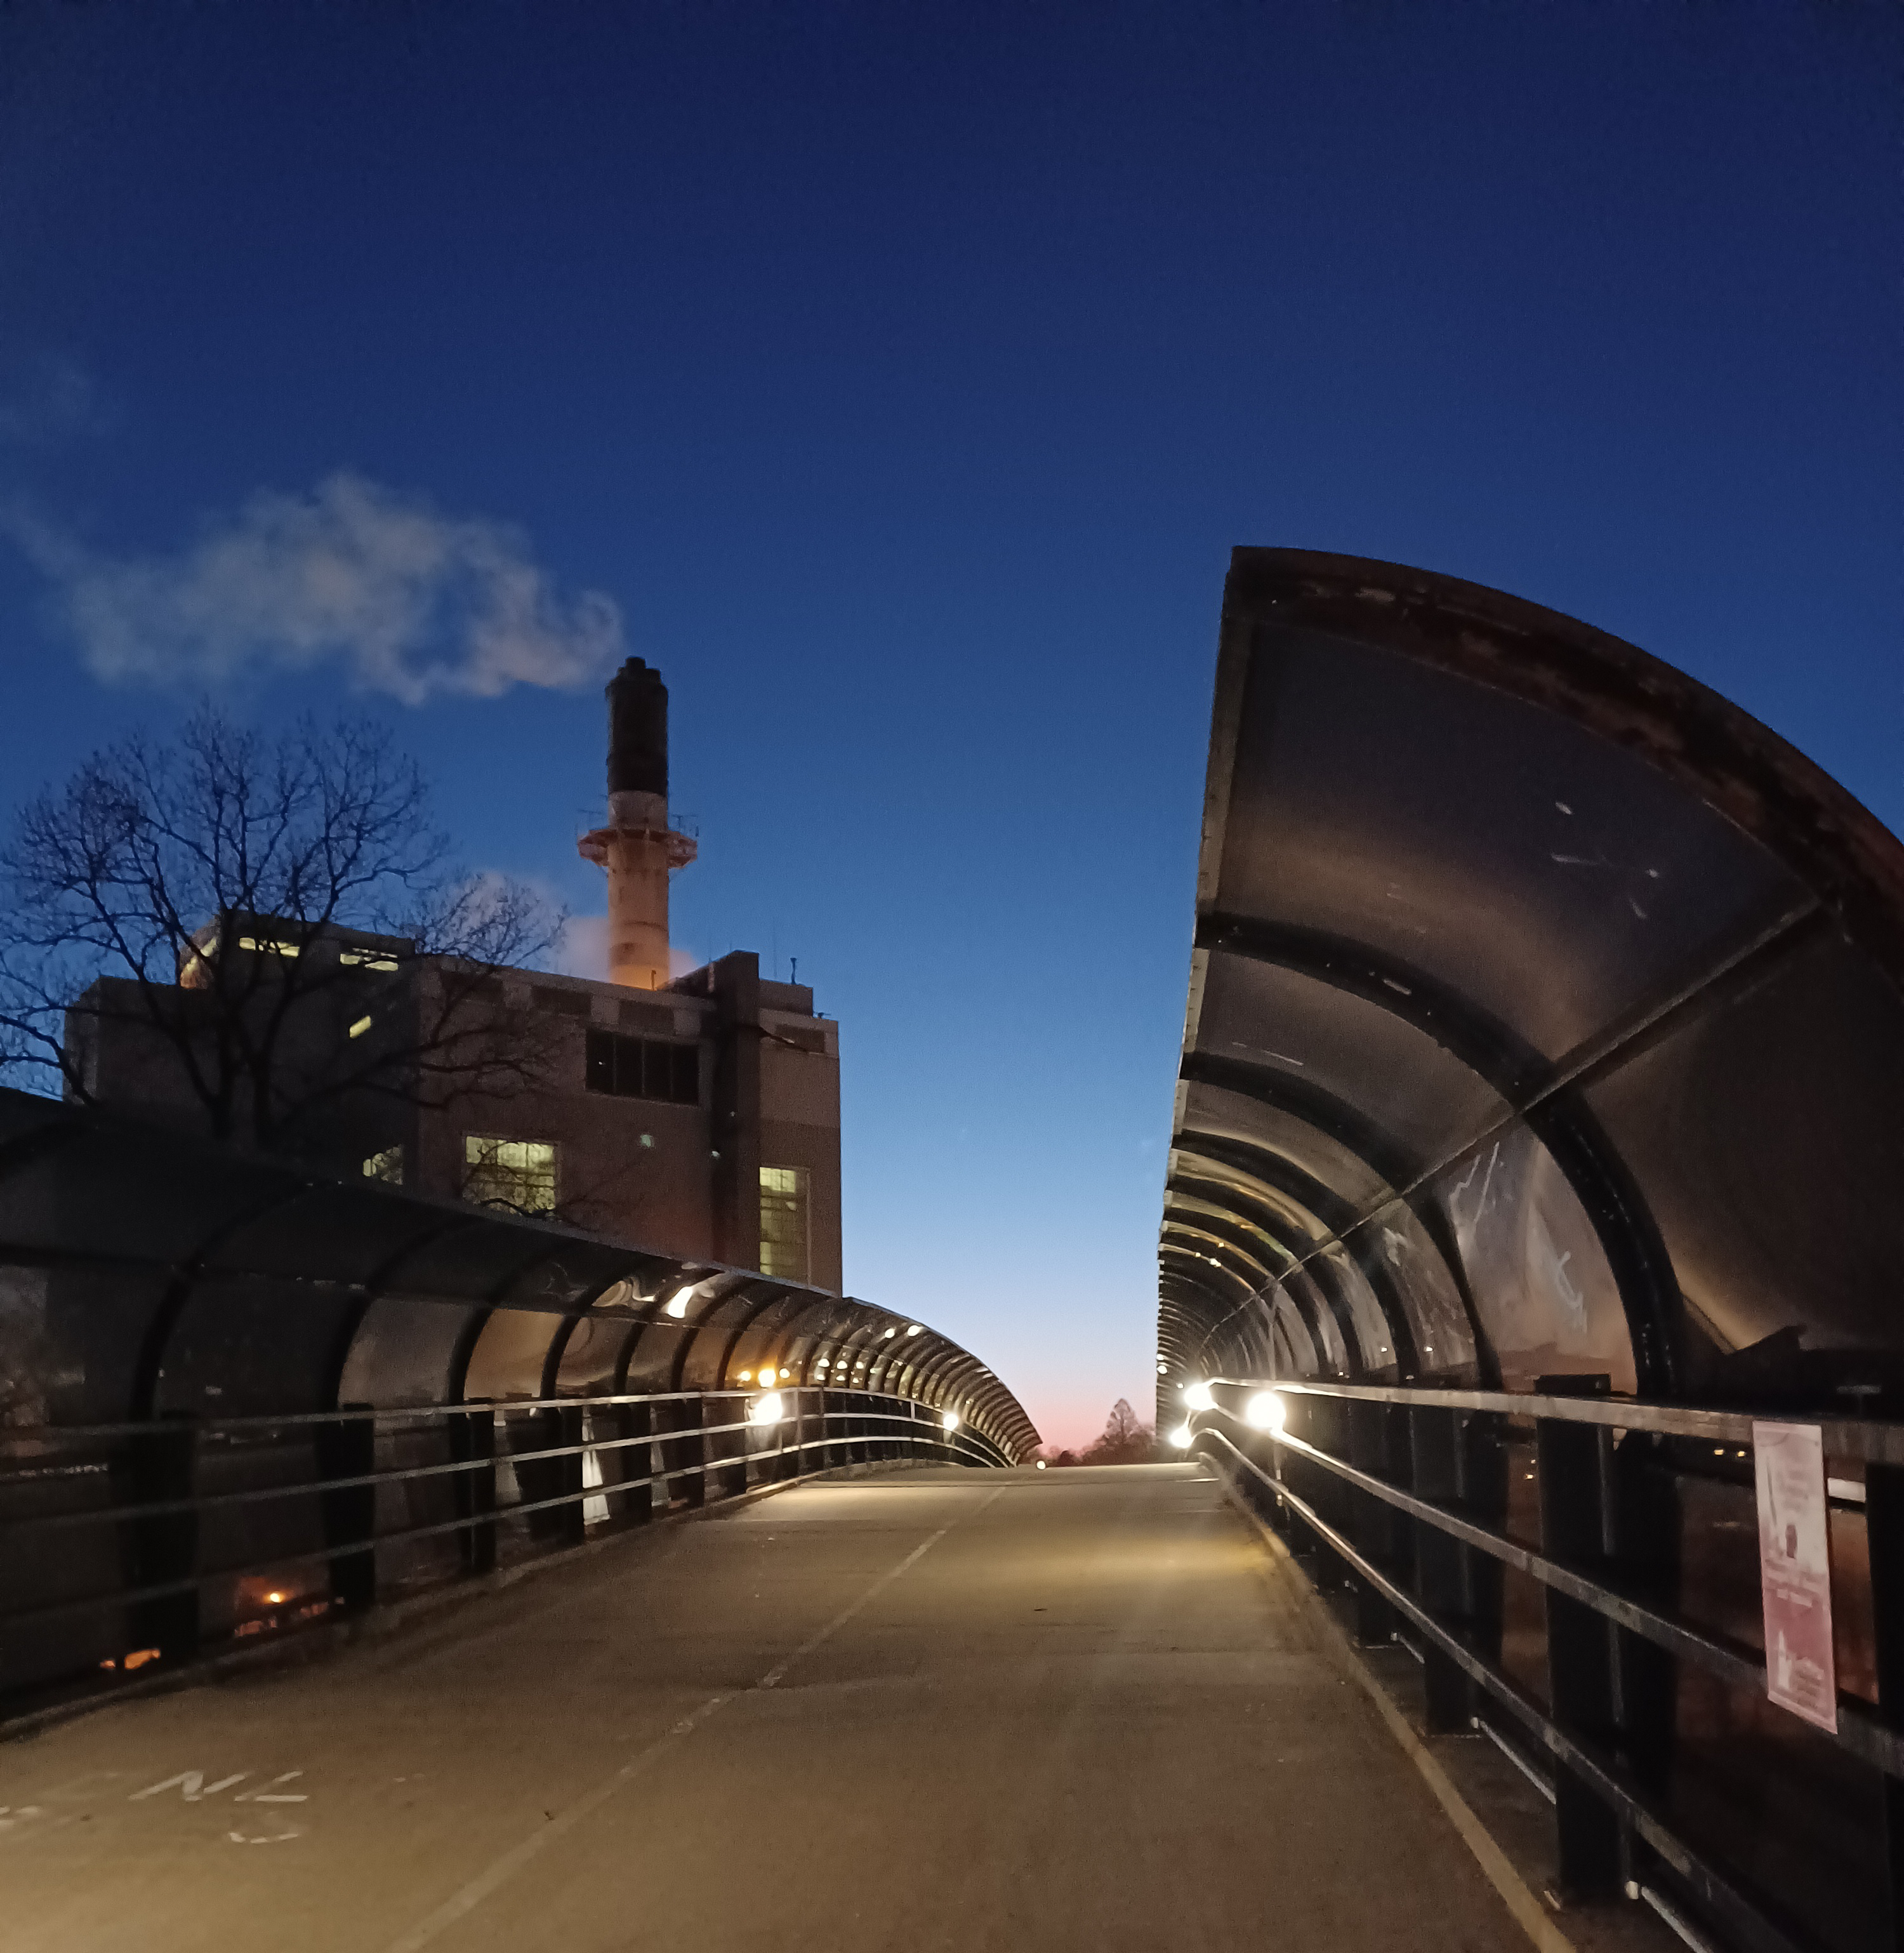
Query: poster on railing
1752 1420 1837 1733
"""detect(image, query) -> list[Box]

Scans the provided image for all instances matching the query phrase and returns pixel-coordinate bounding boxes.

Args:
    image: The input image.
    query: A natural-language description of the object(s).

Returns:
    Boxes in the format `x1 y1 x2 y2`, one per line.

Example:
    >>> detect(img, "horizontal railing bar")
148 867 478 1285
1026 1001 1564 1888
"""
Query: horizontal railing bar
0 1427 992 1636
1 1410 995 1535
1207 1376 1904 1467
0 1384 966 1449
1201 1430 1818 1953
1205 1407 1904 1781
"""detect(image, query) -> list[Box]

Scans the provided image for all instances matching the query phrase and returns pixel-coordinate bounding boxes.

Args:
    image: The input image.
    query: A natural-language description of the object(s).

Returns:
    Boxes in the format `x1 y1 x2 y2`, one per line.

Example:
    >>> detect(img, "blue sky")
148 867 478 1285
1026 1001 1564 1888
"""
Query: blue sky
0 1 1897 1448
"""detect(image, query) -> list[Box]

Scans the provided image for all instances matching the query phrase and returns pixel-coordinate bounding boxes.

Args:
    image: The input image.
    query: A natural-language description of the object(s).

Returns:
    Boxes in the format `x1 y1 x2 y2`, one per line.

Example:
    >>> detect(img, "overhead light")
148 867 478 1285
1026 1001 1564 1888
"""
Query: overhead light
883 1327 896 1339
1182 1382 1213 1412
1168 1425 1192 1450
737 1370 753 1383
1245 1391 1286 1433
759 1366 777 1386
941 1411 960 1431
748 1393 785 1426
664 1288 693 1319
1035 1460 1047 1471
905 1325 922 1336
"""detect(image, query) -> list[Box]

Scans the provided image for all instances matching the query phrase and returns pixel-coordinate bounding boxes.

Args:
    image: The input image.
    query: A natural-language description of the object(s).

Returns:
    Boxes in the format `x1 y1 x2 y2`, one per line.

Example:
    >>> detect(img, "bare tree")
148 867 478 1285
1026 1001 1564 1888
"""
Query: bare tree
0 708 562 1155
1079 1398 1158 1465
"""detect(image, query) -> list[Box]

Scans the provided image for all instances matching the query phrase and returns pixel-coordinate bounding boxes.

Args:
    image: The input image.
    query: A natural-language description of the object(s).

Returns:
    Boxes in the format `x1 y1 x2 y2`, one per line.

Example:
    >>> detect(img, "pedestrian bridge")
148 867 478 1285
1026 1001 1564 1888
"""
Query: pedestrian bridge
1 1462 1543 1953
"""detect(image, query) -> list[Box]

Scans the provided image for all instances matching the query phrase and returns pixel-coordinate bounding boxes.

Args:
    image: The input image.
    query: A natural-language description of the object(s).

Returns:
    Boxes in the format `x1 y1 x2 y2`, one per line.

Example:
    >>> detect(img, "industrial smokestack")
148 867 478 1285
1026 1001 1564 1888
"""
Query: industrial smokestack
605 657 668 801
578 658 696 989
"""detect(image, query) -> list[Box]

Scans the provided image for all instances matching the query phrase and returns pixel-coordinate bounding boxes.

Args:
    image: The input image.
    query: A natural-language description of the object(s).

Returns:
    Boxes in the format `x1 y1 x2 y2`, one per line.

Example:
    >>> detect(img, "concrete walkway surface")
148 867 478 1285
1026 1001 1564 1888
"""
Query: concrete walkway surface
0 1462 1528 1951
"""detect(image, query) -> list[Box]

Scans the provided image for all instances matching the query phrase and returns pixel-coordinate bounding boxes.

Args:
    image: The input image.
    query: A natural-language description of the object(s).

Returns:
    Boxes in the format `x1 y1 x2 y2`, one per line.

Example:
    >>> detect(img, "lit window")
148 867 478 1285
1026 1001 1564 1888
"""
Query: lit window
363 1146 404 1186
759 1165 809 1281
348 1014 373 1039
464 1136 558 1217
238 935 300 958
339 947 400 972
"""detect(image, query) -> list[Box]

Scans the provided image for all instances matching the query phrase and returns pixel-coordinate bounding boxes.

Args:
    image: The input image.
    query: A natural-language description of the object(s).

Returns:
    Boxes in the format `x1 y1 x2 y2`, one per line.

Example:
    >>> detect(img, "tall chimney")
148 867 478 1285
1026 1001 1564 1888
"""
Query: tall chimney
578 658 696 989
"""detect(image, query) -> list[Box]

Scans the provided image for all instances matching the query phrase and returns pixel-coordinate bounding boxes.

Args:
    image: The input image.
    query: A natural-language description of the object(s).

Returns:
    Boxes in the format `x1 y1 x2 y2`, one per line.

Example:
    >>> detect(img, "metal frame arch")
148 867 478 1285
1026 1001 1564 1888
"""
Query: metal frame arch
1179 1050 1496 1382
1195 915 1676 1391
1171 1127 1419 1374
1161 1179 1344 1370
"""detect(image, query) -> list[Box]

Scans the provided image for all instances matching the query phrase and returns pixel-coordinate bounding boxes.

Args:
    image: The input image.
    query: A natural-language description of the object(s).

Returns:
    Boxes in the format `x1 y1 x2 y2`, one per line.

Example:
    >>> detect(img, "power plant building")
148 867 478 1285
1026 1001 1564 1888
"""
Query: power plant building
67 660 843 1290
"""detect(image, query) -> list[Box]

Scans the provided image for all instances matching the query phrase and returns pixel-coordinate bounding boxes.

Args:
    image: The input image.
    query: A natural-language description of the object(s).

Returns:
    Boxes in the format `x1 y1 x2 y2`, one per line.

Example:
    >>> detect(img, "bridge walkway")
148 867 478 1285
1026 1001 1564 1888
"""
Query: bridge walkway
0 1464 1528 1952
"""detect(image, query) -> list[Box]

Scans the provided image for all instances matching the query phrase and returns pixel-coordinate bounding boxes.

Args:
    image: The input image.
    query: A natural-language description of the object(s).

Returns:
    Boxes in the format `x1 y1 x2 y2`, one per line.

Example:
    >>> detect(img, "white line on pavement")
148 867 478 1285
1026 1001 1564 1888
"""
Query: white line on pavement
382 1485 1003 1953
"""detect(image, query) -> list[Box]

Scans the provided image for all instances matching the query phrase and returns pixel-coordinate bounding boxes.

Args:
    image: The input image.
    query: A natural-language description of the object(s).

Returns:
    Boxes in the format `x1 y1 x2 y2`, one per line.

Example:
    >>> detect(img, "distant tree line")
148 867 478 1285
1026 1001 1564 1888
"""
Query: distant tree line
1042 1397 1158 1467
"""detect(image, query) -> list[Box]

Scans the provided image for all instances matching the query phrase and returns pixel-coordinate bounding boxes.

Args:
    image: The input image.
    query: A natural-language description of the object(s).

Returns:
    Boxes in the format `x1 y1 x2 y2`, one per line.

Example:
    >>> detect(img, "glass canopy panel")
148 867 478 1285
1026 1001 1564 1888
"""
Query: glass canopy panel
619 1321 683 1393
1580 922 1904 1384
337 1295 473 1407
3 1118 301 1271
44 1264 176 1421
1309 1241 1397 1375
1424 1127 1634 1394
552 1311 632 1393
1193 951 1511 1173
1179 1078 1396 1217
495 1241 642 1314
1351 1198 1480 1383
1215 622 1813 1065
203 1183 449 1288
387 1219 559 1308
461 1308 562 1401
154 1273 363 1417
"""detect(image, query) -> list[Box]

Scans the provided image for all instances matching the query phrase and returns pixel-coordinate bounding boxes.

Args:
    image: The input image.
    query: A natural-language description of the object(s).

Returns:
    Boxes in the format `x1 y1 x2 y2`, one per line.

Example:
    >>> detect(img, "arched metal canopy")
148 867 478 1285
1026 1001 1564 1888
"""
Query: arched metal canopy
0 1087 1039 1462
1159 548 1904 1417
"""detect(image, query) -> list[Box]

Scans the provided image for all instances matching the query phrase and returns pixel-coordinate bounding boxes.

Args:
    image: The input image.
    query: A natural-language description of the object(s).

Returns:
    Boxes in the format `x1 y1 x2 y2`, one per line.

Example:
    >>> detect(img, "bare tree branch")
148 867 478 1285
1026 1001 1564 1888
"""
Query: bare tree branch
0 706 564 1154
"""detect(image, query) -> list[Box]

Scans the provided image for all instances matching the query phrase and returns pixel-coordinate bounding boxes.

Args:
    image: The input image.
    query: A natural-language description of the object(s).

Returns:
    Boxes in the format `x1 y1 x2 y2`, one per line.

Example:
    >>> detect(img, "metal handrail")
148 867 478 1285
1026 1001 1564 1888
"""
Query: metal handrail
0 1384 975 1448
0 1386 1008 1705
1195 1395 1904 1783
0 1415 987 1636
1201 1428 1811 1953
0 1395 1002 1535
1221 1376 1904 1468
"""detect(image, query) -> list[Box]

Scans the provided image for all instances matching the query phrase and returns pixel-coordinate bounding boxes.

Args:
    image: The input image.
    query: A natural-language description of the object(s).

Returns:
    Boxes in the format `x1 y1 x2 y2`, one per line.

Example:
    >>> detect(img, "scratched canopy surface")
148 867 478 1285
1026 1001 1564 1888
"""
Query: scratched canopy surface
1160 549 1904 1410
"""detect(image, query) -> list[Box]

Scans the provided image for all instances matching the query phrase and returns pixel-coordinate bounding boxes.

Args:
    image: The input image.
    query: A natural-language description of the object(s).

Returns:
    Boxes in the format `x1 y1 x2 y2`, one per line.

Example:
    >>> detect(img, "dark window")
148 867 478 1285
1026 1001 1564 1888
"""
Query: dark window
533 986 593 1017
586 1028 615 1093
585 1028 699 1105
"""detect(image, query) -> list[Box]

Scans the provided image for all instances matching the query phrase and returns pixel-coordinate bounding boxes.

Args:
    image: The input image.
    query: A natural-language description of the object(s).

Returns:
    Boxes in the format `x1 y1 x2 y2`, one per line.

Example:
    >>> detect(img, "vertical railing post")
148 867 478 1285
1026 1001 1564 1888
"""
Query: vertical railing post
1346 1400 1405 1646
1535 1377 1622 1902
1313 1395 1356 1594
1609 1426 1679 1847
1408 1405 1473 1732
317 1407 377 1613
450 1400 497 1575
113 1412 199 1664
555 1405 586 1544
1276 1390 1319 1562
1464 1407 1507 1674
680 1394 708 1507
607 1398 654 1526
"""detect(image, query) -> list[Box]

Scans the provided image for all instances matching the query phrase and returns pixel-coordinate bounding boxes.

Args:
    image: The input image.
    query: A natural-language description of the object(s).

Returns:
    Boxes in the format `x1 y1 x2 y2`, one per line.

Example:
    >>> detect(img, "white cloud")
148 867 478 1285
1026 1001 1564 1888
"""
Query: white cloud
553 913 610 980
9 472 622 705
